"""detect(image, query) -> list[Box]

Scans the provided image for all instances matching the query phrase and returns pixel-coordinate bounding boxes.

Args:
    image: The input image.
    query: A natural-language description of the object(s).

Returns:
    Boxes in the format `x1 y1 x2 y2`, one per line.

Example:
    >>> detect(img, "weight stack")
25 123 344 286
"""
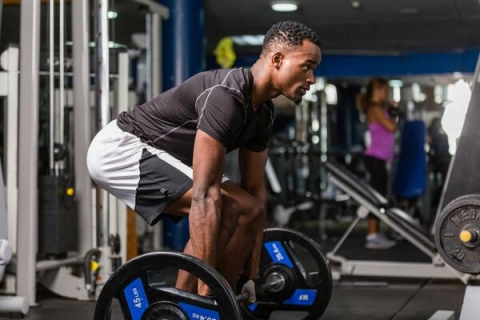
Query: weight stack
38 175 78 256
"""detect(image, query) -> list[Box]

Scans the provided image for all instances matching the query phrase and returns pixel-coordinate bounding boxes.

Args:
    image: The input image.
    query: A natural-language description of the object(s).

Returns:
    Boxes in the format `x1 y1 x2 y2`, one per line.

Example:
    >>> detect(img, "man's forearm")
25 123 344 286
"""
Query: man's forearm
242 186 267 279
189 192 222 268
243 216 266 279
242 184 267 205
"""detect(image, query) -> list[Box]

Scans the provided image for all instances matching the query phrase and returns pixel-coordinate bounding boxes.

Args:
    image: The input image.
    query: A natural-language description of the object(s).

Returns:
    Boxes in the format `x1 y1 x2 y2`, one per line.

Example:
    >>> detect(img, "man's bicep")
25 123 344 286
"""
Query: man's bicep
239 147 268 192
196 87 245 147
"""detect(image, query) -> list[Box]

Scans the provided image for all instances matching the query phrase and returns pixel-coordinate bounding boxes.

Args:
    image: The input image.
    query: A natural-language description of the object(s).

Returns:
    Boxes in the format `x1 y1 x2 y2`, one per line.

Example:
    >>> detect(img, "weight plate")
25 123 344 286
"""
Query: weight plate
435 194 480 274
242 228 332 320
94 251 242 320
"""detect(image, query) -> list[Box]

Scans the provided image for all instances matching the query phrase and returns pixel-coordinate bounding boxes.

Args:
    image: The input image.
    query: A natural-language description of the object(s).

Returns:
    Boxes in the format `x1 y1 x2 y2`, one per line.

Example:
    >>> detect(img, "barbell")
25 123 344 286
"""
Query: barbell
94 228 332 320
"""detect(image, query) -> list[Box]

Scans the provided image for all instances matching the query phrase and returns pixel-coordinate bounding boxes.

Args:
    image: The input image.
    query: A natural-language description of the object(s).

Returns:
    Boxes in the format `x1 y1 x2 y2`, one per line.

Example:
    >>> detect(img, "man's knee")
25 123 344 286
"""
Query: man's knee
220 197 242 234
238 199 265 229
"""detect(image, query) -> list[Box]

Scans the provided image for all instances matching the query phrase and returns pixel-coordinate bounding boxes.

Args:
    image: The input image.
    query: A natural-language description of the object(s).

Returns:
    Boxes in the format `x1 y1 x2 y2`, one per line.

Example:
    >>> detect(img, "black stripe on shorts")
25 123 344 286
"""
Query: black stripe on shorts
135 148 193 225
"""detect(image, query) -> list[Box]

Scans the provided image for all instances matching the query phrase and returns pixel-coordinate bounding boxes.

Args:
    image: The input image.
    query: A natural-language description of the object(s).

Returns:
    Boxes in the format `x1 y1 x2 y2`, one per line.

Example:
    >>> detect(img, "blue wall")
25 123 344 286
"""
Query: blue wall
208 49 480 77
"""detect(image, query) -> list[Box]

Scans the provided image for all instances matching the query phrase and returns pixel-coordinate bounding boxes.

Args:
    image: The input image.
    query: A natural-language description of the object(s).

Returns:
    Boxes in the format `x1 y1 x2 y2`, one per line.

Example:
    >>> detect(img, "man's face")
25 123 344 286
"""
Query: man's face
273 40 321 103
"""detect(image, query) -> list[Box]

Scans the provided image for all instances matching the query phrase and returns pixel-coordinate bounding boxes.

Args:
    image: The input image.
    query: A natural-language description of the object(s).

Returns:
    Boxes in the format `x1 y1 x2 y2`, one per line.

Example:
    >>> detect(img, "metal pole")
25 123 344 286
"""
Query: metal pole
36 257 83 272
1 47 19 255
0 47 19 295
94 0 109 249
117 52 129 113
58 0 65 173
145 12 152 101
149 12 162 250
72 0 93 255
93 0 112 293
17 0 40 306
49 0 55 174
0 0 2 38
151 12 161 97
116 52 129 263
94 0 110 130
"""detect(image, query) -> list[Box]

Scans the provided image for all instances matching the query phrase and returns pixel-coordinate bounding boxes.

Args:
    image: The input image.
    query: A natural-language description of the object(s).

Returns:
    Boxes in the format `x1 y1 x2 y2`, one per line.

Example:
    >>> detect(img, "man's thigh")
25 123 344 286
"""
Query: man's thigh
165 180 258 217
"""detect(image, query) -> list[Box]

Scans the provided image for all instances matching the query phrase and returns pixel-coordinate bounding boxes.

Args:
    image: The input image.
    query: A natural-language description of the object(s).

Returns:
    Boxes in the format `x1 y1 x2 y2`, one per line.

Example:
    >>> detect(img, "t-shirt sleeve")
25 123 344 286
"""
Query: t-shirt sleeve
245 102 275 152
196 86 246 147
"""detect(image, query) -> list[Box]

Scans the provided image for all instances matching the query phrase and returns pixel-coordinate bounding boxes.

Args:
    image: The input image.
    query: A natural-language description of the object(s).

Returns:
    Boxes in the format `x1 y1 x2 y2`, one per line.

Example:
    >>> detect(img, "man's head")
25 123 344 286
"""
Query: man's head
261 21 322 103
261 21 321 57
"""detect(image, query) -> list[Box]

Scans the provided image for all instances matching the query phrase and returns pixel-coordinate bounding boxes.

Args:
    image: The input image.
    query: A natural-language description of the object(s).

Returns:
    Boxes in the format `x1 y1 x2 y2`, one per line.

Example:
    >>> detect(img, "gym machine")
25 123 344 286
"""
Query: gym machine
1 0 135 311
0 11 23 312
0 158 28 315
314 55 477 283
433 195 480 320
324 160 469 281
430 52 480 320
90 0 169 300
269 81 341 231
324 51 480 318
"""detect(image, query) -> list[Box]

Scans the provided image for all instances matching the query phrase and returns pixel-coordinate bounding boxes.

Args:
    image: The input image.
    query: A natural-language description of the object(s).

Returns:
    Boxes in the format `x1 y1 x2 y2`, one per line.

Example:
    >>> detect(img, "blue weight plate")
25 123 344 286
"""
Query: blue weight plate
242 228 332 320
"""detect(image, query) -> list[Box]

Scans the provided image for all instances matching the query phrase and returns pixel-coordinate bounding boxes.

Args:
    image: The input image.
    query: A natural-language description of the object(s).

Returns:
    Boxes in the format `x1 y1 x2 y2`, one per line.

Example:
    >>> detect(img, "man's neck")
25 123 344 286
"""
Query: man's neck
250 59 278 111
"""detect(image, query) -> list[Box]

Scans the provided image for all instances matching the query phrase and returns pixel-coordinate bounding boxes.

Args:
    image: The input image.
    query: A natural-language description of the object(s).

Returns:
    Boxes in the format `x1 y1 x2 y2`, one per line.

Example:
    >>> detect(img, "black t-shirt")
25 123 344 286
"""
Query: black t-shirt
117 68 275 166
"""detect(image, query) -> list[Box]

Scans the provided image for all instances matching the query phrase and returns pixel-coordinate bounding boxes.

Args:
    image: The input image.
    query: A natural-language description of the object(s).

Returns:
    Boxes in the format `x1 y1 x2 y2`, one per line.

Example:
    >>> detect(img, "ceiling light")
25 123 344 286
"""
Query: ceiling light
271 1 298 12
388 79 403 88
231 35 265 46
351 1 361 9
107 11 118 19
453 72 463 79
399 8 419 15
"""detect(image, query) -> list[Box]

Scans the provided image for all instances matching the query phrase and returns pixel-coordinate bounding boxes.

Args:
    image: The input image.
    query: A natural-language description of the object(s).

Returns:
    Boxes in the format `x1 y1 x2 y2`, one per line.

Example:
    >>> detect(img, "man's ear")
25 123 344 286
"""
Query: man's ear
271 52 283 69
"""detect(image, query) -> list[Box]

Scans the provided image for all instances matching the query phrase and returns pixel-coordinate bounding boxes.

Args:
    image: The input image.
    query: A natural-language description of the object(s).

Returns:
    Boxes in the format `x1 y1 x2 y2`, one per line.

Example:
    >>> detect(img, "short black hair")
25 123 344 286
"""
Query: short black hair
261 21 321 56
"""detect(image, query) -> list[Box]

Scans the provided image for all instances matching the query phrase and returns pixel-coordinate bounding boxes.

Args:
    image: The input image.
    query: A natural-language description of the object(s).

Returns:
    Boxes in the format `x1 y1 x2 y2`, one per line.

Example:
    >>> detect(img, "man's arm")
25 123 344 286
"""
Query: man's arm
238 146 269 279
191 130 226 294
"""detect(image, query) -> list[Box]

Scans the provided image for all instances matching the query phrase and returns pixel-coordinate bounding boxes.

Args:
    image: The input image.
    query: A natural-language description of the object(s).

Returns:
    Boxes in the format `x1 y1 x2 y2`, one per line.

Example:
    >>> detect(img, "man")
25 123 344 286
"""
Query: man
87 20 321 297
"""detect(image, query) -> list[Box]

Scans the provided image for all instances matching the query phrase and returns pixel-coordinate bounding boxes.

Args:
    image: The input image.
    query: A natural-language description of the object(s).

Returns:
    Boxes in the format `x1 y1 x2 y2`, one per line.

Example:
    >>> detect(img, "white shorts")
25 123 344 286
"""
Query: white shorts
87 120 227 225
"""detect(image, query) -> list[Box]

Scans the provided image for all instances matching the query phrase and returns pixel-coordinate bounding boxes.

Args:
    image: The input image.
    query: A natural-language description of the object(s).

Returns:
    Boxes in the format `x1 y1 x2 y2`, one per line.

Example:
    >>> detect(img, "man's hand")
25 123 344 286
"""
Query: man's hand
240 279 257 304
237 276 265 304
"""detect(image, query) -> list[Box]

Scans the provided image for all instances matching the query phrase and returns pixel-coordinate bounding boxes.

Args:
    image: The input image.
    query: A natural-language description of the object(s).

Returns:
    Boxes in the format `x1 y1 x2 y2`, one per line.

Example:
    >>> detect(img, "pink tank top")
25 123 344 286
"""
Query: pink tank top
365 122 395 161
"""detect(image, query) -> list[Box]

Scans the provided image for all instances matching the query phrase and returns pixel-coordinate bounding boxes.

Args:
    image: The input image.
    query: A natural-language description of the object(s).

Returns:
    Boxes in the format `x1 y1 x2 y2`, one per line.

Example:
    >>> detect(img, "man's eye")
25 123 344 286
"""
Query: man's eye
302 65 309 71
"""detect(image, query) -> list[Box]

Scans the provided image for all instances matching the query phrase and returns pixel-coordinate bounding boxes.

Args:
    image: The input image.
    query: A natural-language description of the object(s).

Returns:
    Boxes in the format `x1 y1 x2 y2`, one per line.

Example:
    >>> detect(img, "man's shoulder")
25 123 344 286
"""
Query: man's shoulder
209 68 250 91
191 67 246 80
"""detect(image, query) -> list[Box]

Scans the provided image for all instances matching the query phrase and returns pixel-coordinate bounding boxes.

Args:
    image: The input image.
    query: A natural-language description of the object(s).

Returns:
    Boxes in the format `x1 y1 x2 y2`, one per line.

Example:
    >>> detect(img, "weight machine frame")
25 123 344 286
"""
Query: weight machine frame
324 161 473 284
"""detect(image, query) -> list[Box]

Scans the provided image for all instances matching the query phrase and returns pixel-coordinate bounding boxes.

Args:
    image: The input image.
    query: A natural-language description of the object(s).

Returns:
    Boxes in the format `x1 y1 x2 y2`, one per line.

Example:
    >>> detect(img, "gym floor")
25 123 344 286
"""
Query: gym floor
0 223 466 320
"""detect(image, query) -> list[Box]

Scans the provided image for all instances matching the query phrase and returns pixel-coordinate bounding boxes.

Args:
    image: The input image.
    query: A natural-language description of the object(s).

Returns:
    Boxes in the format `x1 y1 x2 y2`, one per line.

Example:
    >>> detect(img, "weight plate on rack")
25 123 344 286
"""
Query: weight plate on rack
435 194 480 274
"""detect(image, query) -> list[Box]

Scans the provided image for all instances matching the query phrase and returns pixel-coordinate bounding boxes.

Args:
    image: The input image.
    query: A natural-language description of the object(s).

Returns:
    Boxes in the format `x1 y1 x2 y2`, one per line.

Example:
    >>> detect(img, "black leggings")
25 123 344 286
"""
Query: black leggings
364 155 388 197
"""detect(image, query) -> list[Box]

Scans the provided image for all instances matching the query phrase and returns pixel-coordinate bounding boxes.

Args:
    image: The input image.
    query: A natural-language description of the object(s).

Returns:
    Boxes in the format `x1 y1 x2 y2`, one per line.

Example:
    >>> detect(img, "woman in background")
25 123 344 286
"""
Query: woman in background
358 77 397 249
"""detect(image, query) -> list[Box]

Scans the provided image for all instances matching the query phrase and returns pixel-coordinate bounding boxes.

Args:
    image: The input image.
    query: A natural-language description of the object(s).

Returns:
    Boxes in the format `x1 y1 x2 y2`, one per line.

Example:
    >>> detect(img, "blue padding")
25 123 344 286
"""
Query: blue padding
393 121 426 198
221 49 479 78
123 278 149 320
178 302 220 320
264 241 294 268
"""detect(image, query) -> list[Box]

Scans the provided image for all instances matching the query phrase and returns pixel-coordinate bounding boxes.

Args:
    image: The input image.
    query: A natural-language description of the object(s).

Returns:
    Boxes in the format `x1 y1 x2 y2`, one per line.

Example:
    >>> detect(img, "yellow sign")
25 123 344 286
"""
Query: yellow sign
214 37 236 68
